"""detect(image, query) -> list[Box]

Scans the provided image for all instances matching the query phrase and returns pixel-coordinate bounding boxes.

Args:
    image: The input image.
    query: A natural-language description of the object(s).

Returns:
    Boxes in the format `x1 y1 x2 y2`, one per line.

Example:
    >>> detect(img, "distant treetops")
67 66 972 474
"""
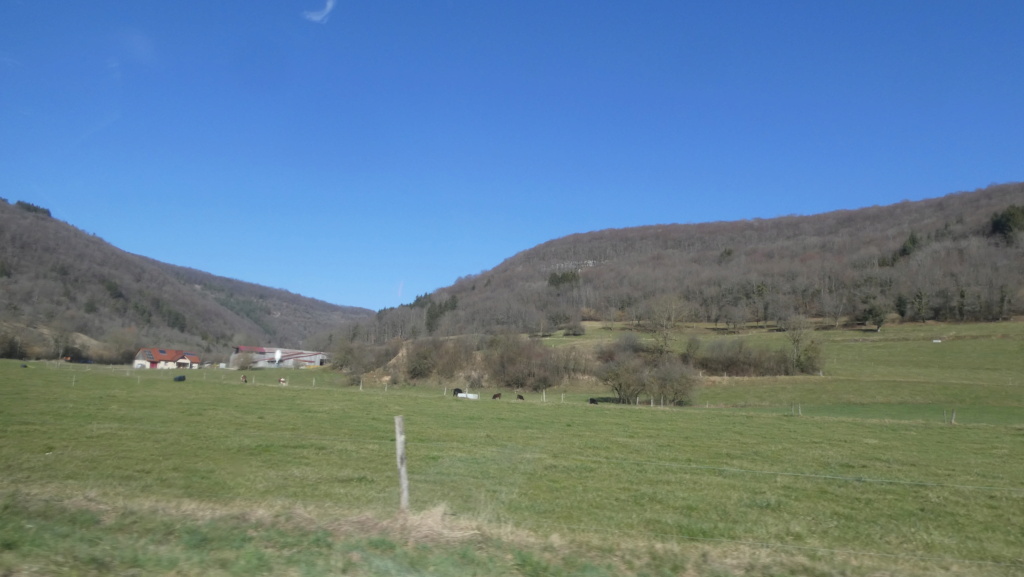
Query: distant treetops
989 204 1024 244
7 200 53 218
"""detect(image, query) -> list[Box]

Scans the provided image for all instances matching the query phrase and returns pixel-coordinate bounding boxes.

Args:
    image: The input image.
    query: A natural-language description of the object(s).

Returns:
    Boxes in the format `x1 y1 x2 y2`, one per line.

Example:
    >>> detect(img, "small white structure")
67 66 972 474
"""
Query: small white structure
456 393 479 400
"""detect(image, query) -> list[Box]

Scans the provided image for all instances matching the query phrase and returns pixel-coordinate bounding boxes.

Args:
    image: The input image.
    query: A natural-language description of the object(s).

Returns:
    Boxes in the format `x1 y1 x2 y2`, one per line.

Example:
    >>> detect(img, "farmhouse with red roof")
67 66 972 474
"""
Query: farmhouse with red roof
133 348 201 370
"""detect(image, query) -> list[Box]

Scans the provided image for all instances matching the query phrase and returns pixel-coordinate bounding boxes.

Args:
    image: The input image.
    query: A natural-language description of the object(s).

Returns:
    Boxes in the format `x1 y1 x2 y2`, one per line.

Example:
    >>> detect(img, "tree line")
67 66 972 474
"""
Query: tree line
305 183 1021 401
343 183 1023 343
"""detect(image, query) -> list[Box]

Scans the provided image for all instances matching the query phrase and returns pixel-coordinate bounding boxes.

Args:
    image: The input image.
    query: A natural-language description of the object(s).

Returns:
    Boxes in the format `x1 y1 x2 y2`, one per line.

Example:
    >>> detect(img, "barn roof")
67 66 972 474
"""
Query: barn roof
233 346 328 358
137 348 201 364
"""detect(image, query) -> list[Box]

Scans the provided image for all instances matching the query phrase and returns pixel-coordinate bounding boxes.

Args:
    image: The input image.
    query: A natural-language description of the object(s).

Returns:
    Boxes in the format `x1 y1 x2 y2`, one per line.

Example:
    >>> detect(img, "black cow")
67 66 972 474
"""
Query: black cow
452 388 464 397
516 394 525 401
589 398 599 405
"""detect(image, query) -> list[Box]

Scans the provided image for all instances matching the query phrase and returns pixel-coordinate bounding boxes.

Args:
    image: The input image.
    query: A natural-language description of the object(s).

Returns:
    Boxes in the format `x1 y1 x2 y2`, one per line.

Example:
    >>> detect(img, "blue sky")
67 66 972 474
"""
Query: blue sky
2 1 1022 311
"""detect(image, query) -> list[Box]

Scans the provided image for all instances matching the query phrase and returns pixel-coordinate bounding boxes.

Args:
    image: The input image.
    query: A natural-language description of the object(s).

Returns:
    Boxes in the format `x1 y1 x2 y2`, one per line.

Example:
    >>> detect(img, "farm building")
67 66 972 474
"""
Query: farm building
134 348 201 370
228 346 329 369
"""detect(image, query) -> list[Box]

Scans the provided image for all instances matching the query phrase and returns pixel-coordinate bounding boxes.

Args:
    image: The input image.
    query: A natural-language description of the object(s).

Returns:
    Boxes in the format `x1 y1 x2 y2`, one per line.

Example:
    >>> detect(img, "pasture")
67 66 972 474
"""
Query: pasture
1 322 1023 576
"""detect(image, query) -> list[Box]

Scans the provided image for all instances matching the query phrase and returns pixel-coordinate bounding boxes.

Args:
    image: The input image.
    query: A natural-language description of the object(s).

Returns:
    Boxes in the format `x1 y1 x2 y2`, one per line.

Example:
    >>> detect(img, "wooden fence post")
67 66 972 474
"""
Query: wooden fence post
395 416 409 512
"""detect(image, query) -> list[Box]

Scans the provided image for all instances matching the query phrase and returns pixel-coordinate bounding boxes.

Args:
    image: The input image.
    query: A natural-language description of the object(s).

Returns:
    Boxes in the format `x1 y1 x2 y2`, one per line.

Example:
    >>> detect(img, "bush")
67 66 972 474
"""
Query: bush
595 334 701 404
596 354 647 404
333 339 401 375
695 340 790 377
406 340 437 380
0 334 26 359
563 320 586 336
484 333 562 391
647 357 699 406
400 337 472 382
681 336 701 365
693 335 822 377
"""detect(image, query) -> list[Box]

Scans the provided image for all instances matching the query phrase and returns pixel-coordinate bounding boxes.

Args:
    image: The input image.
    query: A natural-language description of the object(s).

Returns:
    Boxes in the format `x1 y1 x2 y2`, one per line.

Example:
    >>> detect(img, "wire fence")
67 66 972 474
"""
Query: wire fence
6 367 1024 570
8 417 1022 569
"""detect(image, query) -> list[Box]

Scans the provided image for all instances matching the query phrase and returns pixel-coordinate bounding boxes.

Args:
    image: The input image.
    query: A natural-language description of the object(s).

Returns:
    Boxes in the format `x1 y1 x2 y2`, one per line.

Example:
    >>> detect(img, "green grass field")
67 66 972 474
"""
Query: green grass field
2 321 1023 576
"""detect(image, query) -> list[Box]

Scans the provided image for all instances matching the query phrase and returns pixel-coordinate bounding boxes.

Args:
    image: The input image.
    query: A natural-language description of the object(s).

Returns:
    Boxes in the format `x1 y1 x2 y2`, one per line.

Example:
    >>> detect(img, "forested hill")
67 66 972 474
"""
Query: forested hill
0 199 373 362
3 182 1021 361
370 182 1024 340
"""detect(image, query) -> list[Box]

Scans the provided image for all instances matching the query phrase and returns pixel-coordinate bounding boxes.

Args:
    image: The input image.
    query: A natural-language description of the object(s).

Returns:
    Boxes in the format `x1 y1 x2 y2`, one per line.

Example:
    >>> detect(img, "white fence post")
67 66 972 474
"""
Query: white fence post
395 416 409 512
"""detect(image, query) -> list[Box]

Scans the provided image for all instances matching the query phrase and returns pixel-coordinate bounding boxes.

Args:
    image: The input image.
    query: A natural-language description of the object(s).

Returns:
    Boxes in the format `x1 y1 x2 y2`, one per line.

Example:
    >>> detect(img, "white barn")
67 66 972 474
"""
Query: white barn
229 345 329 369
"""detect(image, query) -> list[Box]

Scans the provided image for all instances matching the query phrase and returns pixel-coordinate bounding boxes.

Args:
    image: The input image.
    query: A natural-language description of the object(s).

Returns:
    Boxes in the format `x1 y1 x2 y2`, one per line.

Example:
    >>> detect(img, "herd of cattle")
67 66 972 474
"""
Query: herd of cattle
451 388 525 400
238 374 287 385
452 388 601 404
174 376 602 404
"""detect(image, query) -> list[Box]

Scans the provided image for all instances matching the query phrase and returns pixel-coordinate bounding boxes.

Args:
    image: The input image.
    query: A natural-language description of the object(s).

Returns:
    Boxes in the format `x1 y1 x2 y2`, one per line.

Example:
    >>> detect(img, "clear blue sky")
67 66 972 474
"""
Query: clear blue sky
2 1 1022 311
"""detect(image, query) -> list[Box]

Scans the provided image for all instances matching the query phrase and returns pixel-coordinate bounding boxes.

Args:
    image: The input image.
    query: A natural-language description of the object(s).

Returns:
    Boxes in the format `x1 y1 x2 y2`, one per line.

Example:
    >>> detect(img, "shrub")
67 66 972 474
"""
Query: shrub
595 334 701 404
695 340 789 377
647 357 699 406
0 334 26 359
693 335 822 377
405 339 438 380
484 333 561 391
595 353 647 404
563 320 586 336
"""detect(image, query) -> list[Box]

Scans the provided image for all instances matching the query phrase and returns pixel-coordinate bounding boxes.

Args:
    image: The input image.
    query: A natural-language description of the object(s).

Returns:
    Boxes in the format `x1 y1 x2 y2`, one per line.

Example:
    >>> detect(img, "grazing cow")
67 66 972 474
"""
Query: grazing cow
278 378 287 385
173 375 186 382
452 388 463 397
516 394 525 401
492 393 502 400
589 398 599 405
240 375 247 383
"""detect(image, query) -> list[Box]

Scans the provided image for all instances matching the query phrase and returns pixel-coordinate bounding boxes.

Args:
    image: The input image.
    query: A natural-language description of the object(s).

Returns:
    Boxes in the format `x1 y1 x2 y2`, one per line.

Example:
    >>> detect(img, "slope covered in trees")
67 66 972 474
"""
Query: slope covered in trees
367 182 1024 340
0 199 373 362
3 182 1021 368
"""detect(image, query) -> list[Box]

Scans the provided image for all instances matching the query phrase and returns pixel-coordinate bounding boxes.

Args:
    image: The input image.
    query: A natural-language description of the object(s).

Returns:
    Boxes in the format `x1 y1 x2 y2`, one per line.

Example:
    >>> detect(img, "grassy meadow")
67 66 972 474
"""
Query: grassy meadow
2 321 1023 576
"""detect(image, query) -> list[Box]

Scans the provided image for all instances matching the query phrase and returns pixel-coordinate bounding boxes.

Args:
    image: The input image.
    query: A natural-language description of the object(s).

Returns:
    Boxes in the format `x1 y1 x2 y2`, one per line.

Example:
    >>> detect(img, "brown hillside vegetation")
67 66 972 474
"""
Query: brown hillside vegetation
2 183 1021 367
0 199 373 362
368 182 1024 339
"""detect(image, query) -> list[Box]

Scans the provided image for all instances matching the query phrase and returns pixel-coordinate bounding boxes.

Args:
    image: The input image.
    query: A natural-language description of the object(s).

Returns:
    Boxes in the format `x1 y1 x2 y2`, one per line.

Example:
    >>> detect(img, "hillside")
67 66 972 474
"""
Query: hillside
3 183 1021 363
368 182 1024 340
0 199 373 362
